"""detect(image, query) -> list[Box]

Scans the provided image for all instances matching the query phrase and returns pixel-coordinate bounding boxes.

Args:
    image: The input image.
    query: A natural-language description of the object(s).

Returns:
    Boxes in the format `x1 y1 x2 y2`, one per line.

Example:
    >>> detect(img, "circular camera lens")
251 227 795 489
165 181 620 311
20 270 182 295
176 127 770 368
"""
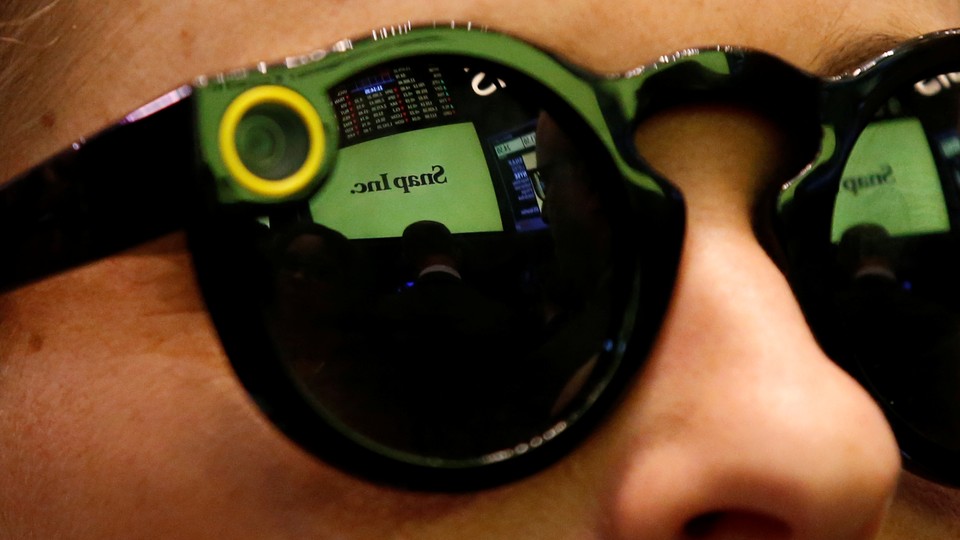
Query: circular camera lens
236 103 311 181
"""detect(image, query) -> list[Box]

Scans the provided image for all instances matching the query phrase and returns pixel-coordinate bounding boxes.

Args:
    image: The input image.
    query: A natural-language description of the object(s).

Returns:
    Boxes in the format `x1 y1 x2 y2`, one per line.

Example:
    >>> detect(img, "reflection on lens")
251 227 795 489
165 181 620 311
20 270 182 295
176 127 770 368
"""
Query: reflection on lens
249 57 627 462
801 73 960 454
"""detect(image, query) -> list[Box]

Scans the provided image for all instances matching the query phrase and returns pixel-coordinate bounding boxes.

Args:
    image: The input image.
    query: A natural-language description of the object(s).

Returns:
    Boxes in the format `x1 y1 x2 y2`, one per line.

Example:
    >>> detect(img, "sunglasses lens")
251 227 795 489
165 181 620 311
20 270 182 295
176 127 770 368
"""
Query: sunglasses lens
192 53 682 485
783 68 960 480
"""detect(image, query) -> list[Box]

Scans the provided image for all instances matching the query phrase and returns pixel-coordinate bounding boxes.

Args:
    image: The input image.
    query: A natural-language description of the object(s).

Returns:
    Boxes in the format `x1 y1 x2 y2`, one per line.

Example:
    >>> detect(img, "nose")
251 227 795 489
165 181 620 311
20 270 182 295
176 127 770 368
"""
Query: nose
603 107 901 538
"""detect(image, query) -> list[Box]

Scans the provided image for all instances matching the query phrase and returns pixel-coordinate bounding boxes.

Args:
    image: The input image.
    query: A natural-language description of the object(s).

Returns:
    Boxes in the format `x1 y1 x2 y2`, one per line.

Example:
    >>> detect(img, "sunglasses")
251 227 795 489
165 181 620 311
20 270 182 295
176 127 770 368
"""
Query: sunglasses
3 23 960 491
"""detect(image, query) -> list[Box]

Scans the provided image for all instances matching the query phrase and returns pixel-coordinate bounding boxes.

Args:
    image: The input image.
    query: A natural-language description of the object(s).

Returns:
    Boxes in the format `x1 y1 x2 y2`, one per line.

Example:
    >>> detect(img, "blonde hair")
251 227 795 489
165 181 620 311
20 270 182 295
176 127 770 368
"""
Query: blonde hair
0 1 69 177
0 1 64 82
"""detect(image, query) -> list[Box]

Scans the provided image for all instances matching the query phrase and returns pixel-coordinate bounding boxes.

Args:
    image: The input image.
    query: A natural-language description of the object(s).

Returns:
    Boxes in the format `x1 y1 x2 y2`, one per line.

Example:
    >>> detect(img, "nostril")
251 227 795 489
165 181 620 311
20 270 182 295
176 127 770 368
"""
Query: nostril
684 511 791 539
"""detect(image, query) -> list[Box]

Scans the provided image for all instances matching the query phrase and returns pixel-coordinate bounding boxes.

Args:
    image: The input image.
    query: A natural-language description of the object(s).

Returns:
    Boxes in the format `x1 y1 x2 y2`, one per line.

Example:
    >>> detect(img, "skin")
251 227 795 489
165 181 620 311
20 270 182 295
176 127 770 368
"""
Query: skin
2 0 960 537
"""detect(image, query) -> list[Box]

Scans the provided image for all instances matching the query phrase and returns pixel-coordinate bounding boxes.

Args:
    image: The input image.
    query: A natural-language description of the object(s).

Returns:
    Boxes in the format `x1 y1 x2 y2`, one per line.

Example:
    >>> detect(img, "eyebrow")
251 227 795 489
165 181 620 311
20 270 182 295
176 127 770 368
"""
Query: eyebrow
813 32 911 76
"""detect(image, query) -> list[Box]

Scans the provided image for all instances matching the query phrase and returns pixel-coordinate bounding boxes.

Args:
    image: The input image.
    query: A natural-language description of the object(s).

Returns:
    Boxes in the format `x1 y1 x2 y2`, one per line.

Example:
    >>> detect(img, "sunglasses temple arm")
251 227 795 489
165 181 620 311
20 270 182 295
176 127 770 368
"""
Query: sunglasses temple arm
0 94 197 293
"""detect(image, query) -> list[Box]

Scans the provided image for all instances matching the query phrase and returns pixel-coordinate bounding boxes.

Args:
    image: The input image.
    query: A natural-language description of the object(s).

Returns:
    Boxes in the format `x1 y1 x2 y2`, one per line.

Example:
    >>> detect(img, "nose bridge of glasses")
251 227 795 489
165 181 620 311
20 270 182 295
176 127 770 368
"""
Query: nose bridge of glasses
609 49 823 185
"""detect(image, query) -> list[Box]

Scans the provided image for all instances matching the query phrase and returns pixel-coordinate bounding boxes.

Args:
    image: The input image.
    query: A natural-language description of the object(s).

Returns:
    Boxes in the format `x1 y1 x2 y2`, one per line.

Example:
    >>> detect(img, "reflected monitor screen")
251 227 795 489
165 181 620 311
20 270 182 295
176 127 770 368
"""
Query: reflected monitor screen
309 122 503 239
486 120 548 232
308 56 553 239
832 117 951 242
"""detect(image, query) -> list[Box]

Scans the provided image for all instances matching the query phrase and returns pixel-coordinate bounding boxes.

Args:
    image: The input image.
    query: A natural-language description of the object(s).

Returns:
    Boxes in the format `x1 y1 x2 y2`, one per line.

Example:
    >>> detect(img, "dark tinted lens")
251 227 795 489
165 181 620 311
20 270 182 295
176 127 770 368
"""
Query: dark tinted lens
294 59 622 460
192 54 682 484
784 69 960 479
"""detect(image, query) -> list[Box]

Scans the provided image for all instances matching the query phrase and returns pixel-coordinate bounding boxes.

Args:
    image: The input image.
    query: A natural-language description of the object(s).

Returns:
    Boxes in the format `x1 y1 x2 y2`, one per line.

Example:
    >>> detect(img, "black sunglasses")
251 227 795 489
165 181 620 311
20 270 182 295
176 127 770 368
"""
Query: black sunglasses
3 23 960 491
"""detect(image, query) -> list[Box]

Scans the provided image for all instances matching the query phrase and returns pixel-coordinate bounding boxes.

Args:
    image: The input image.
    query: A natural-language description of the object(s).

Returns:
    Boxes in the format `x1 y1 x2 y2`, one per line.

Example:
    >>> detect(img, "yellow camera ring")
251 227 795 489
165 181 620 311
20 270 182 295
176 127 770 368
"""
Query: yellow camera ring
219 85 326 198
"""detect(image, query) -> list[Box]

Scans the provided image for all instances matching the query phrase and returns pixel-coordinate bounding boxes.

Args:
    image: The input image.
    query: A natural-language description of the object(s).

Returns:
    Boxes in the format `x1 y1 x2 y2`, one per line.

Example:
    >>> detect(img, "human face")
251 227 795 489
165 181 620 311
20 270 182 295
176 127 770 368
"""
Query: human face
2 0 960 538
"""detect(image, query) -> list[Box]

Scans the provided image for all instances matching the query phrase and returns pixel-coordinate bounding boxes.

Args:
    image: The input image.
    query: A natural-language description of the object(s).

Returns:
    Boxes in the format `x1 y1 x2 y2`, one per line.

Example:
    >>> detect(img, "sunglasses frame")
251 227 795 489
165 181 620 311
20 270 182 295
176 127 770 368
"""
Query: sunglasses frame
189 26 685 490
4 23 960 489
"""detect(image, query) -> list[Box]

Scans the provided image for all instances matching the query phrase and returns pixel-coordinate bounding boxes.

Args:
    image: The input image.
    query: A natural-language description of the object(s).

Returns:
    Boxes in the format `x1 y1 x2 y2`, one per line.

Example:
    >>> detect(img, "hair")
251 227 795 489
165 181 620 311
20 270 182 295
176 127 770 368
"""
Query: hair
0 1 70 176
0 2 63 89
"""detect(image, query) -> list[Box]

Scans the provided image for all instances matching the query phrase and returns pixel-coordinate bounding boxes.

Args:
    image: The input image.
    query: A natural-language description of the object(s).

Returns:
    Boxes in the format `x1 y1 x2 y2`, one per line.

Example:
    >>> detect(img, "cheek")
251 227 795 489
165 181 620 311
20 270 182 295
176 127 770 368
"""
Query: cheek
0 315 608 538
0 301 303 534
0 241 356 535
880 473 960 538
